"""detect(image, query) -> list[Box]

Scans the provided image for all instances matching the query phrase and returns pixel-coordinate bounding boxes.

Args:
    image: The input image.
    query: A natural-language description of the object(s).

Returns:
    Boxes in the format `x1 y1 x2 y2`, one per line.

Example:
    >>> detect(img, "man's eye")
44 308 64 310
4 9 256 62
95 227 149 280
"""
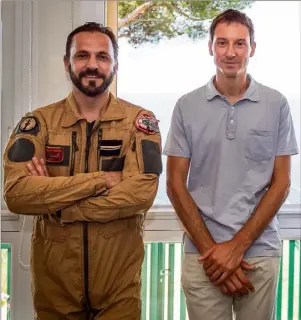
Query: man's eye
218 41 226 46
98 55 109 60
77 54 87 59
237 42 245 47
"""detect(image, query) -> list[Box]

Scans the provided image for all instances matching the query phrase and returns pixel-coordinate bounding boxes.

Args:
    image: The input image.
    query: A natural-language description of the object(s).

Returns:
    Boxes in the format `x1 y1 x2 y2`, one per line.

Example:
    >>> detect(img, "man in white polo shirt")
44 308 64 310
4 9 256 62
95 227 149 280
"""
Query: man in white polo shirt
164 9 298 320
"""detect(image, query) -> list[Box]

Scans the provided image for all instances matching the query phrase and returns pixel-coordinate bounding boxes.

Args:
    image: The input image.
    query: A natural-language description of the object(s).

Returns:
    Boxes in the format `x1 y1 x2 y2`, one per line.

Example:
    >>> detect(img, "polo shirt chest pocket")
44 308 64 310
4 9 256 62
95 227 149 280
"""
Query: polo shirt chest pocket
245 129 274 161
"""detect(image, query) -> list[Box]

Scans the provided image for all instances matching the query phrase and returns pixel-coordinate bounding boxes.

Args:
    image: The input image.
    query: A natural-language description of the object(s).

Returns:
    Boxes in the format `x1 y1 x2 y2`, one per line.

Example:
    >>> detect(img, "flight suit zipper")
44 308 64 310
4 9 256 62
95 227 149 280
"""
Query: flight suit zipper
83 123 93 315
69 131 78 176
97 128 102 170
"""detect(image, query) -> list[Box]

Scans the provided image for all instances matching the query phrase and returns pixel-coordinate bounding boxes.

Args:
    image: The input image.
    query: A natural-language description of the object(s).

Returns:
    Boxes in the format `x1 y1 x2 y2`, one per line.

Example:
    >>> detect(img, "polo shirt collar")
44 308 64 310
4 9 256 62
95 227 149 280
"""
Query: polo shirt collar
206 74 260 102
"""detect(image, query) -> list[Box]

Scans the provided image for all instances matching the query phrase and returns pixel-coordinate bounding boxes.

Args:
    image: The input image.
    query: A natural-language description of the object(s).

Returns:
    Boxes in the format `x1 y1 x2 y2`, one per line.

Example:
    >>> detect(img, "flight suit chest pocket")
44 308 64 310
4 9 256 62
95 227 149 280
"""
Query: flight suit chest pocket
46 131 77 176
245 129 274 161
98 138 125 171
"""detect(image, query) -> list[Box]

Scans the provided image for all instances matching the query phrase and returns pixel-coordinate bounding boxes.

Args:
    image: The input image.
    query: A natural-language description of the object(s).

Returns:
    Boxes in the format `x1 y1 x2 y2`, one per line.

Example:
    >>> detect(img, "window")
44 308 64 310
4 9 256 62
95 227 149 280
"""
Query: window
108 0 301 209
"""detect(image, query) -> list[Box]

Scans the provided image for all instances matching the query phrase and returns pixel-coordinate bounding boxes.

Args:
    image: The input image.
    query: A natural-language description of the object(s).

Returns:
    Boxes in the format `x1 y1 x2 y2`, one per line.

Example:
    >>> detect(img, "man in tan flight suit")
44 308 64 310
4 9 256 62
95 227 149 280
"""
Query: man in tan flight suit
3 22 162 320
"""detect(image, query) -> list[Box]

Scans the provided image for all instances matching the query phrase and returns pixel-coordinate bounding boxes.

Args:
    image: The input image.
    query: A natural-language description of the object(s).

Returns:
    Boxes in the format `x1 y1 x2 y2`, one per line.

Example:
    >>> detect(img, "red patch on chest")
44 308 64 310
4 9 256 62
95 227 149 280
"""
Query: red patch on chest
45 146 64 163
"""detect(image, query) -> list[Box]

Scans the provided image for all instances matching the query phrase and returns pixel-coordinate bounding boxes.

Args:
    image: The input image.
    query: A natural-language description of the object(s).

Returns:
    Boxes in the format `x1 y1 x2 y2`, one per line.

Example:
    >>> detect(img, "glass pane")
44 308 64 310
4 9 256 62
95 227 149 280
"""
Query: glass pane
116 1 300 206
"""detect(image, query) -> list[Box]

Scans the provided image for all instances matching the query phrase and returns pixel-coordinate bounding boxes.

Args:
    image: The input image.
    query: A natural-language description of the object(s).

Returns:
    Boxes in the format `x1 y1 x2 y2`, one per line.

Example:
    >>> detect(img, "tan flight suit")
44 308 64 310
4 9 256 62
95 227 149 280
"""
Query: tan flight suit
3 93 162 320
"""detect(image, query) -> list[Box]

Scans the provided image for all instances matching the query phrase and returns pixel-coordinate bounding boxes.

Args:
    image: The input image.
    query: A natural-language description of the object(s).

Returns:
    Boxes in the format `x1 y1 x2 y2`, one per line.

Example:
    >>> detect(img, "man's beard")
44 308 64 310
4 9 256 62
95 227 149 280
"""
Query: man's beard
68 64 115 97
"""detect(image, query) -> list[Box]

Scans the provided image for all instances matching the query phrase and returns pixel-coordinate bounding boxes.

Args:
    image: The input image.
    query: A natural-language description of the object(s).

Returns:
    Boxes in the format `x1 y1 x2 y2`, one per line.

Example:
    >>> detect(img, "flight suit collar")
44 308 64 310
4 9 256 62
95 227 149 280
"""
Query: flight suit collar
62 92 126 128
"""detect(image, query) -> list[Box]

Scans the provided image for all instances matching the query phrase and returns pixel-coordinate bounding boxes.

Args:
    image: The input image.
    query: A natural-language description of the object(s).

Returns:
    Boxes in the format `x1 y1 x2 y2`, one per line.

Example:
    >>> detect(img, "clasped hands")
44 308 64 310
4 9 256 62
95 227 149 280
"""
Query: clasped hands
199 240 256 297
26 157 122 189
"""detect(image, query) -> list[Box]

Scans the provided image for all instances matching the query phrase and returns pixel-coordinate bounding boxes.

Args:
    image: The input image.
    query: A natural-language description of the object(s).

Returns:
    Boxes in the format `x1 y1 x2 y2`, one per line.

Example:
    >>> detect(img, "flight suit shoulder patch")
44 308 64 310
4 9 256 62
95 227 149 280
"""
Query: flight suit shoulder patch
141 139 162 175
135 113 159 135
16 116 40 136
8 138 35 162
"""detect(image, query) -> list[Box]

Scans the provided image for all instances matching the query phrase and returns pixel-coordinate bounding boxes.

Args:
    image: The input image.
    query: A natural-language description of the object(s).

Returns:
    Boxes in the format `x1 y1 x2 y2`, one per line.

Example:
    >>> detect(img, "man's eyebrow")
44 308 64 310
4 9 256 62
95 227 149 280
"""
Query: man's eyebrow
75 50 110 55
215 37 247 41
74 50 89 54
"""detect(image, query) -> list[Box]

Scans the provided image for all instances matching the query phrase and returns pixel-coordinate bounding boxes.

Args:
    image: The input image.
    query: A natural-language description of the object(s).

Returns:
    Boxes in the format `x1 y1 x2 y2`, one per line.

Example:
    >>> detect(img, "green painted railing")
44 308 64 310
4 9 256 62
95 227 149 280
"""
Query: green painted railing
1 243 11 320
142 240 301 320
0 241 299 319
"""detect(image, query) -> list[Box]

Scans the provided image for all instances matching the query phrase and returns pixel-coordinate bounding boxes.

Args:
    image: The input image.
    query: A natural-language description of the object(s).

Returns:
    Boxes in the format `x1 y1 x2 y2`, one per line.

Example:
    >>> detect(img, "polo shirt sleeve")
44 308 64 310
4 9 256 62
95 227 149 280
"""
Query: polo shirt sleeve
276 96 299 156
163 99 191 158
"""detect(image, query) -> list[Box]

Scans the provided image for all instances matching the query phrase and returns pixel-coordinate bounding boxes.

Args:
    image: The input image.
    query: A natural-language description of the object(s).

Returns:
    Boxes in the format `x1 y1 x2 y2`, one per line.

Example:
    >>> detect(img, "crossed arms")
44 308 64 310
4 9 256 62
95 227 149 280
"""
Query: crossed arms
3 112 162 223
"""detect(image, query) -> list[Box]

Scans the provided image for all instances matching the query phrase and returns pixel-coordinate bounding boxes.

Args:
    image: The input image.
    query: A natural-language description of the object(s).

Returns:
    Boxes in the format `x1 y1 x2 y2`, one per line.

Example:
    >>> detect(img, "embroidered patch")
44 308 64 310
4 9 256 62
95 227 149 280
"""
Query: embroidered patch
45 145 70 166
135 114 159 135
19 117 37 131
16 116 40 136
46 146 64 163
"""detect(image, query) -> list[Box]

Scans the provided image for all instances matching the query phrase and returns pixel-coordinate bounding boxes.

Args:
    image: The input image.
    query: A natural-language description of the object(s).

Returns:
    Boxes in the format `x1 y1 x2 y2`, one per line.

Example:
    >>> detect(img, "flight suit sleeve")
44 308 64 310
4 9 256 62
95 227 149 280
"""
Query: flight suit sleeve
3 112 107 215
60 110 162 223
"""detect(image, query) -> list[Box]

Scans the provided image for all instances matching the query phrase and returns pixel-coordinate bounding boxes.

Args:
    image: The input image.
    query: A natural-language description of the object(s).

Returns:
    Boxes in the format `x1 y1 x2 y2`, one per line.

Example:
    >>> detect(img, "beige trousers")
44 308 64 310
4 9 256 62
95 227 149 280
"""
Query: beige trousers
182 254 280 320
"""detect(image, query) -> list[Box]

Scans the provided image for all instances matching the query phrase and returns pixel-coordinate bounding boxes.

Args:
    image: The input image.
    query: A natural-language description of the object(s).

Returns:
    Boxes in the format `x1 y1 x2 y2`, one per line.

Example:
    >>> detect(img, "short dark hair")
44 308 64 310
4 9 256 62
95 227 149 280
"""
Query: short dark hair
65 22 119 62
209 9 255 44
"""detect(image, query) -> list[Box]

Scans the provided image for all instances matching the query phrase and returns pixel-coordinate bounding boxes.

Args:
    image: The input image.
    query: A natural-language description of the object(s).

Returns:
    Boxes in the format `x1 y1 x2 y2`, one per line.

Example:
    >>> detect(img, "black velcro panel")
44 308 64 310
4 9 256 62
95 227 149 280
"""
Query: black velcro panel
100 140 122 157
101 140 122 146
8 138 35 162
102 156 125 172
141 140 162 175
100 149 121 156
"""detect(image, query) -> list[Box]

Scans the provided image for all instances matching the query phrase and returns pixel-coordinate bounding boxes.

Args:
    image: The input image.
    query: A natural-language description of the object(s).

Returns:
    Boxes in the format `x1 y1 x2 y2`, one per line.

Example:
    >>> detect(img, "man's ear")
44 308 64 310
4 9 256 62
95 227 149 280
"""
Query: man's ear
63 55 70 72
250 41 256 57
114 62 119 74
208 40 213 56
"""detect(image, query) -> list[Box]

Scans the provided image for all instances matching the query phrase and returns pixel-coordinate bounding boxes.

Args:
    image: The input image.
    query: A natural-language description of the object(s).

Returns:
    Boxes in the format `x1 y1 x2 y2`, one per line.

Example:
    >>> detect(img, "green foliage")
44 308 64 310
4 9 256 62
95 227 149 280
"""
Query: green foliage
118 1 254 46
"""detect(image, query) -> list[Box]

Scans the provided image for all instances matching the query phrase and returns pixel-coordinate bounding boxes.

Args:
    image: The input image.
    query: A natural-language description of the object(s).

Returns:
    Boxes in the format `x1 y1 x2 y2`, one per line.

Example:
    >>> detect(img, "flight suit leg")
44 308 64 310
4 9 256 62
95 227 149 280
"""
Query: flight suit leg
93 296 141 320
34 310 88 320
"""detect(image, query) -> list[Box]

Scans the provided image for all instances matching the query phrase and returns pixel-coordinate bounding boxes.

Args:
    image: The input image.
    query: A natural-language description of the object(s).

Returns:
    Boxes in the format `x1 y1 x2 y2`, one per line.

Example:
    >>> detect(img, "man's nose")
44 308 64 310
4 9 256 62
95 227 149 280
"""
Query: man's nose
225 44 236 58
86 55 99 69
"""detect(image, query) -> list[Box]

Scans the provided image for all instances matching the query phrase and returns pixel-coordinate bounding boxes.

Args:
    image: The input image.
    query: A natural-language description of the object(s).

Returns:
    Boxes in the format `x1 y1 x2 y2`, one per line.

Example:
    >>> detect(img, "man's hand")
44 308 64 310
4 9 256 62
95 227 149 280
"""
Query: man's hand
27 157 49 176
104 172 122 189
220 265 255 296
199 240 255 286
